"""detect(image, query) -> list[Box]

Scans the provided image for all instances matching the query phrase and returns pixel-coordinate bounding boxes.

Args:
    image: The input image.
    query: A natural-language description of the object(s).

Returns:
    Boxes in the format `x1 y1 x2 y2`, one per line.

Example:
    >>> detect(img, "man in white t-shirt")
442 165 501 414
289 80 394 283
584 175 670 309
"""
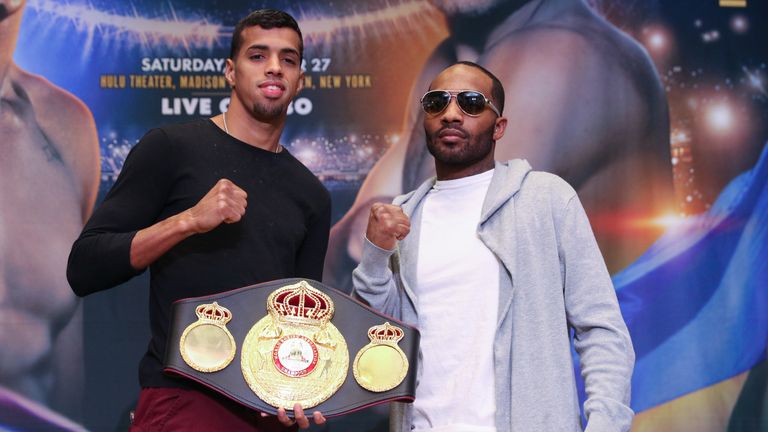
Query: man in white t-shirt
352 62 634 432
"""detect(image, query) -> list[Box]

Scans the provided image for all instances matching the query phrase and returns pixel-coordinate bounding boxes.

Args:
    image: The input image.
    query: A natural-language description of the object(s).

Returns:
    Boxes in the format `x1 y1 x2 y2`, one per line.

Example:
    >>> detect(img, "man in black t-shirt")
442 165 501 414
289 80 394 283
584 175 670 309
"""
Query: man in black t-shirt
67 9 329 431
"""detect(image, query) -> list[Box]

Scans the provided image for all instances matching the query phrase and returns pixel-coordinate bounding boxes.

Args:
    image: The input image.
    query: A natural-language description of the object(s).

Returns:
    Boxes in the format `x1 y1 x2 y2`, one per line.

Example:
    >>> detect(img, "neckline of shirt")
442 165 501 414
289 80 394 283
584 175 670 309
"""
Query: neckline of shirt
206 118 288 156
433 168 494 191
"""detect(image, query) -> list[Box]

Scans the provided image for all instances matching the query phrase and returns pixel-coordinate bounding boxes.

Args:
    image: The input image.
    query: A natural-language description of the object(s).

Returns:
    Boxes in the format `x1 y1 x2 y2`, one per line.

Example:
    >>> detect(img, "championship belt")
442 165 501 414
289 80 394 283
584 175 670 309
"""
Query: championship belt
164 278 419 417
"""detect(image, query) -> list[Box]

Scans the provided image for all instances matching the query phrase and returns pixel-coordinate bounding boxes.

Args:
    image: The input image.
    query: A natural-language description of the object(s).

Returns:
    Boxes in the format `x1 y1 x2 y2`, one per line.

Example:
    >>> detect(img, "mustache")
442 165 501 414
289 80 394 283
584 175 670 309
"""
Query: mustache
435 125 469 138
258 79 286 89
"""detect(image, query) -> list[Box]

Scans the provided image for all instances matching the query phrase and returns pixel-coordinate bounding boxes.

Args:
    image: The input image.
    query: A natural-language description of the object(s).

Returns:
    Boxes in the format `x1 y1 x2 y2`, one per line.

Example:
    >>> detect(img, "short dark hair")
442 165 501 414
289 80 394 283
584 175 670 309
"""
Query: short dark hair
455 61 505 116
229 9 304 60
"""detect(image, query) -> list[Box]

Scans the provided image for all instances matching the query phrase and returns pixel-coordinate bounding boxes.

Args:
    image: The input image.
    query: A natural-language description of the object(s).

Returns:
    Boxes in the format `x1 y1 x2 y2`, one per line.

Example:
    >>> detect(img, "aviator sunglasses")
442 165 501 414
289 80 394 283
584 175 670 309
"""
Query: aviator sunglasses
420 90 501 117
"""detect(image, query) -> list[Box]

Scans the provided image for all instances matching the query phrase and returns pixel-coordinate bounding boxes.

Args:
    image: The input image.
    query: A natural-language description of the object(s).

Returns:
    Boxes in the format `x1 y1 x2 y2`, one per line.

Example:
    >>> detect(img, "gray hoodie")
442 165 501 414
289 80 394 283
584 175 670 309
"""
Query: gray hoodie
352 159 634 432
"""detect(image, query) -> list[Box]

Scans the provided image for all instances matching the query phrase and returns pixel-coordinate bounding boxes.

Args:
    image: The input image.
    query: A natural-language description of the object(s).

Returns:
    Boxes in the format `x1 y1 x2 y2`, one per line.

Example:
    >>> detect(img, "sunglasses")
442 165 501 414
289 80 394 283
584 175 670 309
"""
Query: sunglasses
420 90 501 117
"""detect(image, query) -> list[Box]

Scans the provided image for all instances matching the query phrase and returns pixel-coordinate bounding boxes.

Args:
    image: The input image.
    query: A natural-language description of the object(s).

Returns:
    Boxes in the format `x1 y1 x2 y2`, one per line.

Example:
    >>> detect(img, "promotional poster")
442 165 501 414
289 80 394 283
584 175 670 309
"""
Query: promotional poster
3 0 766 430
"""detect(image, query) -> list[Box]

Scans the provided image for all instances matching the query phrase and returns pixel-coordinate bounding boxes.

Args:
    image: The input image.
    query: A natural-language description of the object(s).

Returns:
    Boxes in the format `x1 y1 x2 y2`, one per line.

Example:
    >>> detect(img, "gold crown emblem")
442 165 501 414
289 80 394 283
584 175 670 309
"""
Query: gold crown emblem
367 322 404 344
267 281 334 326
194 302 232 324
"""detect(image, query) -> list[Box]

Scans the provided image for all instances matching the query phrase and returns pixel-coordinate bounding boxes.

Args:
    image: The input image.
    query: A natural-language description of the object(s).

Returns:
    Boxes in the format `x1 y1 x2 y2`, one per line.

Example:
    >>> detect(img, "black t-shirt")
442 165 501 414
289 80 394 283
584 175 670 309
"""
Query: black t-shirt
67 119 331 388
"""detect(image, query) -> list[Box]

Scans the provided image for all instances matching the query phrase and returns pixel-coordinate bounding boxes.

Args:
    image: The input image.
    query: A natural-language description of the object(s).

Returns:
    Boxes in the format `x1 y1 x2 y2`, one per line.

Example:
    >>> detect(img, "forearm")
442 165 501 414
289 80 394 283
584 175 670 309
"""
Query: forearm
574 305 635 432
574 327 635 432
130 210 197 270
68 208 197 295
351 237 402 317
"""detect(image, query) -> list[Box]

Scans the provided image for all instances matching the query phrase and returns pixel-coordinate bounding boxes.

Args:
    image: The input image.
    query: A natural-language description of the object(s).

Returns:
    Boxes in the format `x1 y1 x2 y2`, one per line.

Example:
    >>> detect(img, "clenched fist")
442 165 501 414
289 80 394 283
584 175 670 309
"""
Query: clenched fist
185 179 248 234
366 203 410 251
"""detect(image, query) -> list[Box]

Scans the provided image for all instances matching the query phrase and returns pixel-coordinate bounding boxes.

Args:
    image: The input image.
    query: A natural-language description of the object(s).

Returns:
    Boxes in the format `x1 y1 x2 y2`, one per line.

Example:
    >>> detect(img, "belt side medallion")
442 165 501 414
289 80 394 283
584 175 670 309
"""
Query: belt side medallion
241 280 349 409
353 322 408 392
180 302 236 373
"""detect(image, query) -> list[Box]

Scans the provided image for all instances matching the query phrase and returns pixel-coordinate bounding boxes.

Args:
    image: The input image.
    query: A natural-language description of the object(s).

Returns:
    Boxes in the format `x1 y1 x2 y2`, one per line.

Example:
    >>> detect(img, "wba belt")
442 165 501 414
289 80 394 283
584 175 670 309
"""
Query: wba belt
163 278 419 417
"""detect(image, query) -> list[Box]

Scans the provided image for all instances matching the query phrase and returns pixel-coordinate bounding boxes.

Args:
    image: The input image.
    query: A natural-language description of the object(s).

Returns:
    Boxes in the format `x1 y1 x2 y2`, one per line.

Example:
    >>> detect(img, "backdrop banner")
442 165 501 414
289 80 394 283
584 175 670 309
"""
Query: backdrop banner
4 0 766 430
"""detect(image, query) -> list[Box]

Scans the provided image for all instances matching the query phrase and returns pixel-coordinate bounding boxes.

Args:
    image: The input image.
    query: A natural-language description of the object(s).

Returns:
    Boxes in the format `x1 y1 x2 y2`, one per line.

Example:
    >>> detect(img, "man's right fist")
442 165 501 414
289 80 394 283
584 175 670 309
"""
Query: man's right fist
365 203 411 251
185 179 248 234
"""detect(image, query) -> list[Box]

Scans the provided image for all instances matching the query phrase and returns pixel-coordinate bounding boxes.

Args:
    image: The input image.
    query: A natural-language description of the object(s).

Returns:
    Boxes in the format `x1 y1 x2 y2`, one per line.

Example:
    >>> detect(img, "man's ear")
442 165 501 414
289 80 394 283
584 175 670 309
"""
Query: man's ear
493 116 508 141
295 71 305 95
225 58 236 88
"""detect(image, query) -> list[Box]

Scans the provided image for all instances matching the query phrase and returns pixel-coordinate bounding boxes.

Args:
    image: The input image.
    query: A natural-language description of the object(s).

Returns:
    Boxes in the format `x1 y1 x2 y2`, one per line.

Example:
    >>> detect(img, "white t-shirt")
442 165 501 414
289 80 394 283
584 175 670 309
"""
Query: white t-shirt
413 169 500 432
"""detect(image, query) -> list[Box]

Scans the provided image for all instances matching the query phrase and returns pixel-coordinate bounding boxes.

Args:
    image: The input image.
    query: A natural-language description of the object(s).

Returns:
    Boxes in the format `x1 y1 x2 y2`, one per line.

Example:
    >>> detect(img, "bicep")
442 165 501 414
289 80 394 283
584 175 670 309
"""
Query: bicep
82 129 176 235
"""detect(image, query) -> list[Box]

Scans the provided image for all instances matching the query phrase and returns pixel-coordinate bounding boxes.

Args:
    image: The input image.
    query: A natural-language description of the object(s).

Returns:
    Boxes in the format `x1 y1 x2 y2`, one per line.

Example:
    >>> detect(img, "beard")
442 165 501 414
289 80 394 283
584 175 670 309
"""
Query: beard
426 122 495 167
251 100 286 122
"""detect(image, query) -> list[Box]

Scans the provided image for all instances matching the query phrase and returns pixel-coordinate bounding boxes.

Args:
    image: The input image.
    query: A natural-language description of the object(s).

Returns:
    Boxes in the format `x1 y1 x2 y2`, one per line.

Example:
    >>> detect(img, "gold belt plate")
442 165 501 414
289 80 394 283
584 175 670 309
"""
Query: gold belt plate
353 322 408 392
179 302 236 373
241 281 349 408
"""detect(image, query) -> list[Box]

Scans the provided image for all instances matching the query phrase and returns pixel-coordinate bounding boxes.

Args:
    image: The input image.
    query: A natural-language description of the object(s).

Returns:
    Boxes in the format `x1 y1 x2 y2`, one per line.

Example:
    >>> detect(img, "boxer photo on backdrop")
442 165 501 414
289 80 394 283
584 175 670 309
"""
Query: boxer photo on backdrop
0 0 99 429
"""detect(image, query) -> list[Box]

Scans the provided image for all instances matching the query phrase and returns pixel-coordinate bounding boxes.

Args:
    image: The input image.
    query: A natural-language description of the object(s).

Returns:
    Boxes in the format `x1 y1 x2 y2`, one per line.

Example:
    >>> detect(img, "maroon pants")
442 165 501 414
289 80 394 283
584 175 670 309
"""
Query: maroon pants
130 387 296 432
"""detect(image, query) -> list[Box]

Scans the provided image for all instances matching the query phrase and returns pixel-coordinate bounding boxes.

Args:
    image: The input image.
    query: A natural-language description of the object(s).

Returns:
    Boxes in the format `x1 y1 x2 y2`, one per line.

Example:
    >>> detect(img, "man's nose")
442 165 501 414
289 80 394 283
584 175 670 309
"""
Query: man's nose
265 54 283 76
441 97 463 124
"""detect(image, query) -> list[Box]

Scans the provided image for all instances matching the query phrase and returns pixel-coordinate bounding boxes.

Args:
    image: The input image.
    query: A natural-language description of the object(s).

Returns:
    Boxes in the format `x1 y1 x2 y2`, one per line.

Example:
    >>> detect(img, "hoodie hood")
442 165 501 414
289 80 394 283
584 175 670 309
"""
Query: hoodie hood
394 158 533 220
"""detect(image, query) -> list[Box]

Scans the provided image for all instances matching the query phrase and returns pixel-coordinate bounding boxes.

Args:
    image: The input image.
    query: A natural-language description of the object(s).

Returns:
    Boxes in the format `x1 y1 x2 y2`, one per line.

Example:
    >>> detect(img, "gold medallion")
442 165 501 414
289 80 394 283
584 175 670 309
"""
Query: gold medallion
241 280 348 409
353 322 408 392
180 302 236 373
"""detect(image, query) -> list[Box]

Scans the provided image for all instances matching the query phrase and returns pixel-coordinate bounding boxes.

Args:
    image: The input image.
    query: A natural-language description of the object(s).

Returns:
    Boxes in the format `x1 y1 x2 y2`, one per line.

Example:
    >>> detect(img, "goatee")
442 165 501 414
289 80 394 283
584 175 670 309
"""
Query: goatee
252 102 285 121
426 123 495 166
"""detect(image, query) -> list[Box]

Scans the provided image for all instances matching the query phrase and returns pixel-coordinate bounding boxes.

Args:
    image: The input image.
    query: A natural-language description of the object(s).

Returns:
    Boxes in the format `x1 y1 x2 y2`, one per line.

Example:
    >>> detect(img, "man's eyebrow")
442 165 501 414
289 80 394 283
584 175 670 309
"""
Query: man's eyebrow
280 48 300 57
246 45 300 57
